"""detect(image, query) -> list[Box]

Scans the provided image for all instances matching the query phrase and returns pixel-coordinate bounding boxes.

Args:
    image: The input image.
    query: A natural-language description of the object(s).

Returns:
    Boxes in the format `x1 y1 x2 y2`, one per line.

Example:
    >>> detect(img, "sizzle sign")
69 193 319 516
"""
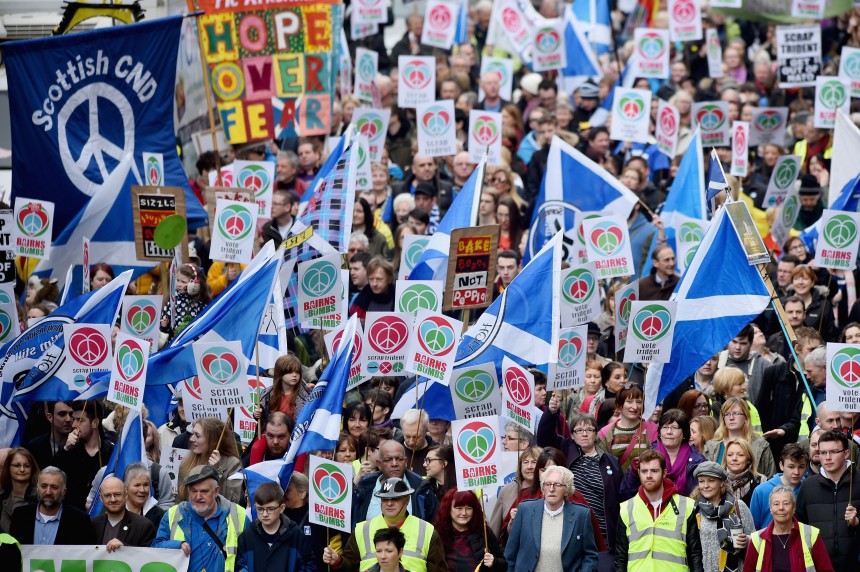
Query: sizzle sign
361 312 411 377
452 416 502 491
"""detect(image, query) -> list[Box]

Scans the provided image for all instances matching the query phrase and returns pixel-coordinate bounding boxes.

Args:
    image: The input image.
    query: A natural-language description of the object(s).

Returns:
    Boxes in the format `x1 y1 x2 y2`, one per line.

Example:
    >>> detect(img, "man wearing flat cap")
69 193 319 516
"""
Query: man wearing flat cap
322 477 448 572
153 465 250 572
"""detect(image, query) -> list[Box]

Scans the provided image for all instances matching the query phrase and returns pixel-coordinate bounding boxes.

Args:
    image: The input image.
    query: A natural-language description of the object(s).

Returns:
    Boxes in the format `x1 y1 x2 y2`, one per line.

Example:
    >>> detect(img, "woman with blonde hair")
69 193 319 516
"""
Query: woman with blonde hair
486 163 527 215
704 397 775 478
721 438 767 506
489 445 541 537
712 368 762 434
177 417 243 503
691 415 718 452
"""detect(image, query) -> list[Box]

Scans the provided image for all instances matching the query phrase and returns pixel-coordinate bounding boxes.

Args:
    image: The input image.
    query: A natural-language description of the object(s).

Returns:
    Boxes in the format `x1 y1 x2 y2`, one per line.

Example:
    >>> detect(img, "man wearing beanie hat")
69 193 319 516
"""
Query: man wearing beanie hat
795 174 825 231
322 477 447 572
572 80 601 130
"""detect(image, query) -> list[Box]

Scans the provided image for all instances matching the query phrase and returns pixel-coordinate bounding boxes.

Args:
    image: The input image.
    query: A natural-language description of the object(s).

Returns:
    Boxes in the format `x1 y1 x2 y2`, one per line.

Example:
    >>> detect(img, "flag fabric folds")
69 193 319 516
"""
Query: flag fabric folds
561 8 604 92
571 0 612 55
830 111 860 205
707 149 729 203
643 206 770 415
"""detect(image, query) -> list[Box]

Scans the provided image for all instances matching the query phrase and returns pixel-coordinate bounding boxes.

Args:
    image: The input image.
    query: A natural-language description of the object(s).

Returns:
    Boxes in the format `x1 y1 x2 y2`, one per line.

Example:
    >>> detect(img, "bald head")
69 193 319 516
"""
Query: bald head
100 476 127 516
816 402 841 431
379 440 407 478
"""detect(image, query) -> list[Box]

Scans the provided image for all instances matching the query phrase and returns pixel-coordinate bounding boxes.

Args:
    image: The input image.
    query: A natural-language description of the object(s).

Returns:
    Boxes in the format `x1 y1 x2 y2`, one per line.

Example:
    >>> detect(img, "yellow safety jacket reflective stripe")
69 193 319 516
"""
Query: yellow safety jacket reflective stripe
620 494 693 571
749 522 818 572
354 515 432 572
800 394 812 437
167 502 246 572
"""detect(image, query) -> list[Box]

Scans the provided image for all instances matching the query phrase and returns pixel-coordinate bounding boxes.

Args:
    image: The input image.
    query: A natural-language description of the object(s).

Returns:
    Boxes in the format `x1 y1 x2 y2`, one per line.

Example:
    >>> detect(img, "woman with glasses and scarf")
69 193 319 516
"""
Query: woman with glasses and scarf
691 461 755 572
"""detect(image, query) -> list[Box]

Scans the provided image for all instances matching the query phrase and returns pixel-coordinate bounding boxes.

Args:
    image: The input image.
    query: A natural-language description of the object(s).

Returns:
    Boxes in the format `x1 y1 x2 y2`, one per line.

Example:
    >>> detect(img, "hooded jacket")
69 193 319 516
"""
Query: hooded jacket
236 513 316 572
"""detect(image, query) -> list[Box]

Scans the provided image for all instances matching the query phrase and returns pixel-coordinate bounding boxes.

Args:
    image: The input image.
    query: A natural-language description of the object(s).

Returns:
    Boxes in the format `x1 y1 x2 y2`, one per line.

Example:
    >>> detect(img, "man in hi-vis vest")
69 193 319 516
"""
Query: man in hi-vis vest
616 450 704 571
322 477 448 572
154 465 250 572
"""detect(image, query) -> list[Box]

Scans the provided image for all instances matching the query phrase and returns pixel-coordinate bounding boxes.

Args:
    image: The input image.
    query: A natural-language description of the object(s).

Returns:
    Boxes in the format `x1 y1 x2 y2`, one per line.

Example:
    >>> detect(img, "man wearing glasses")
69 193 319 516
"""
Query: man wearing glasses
797 430 860 569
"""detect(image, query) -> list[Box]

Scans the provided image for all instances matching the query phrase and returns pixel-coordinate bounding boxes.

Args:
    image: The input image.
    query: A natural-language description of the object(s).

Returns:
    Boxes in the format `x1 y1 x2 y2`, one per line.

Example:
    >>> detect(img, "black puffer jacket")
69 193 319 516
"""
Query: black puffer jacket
796 467 860 569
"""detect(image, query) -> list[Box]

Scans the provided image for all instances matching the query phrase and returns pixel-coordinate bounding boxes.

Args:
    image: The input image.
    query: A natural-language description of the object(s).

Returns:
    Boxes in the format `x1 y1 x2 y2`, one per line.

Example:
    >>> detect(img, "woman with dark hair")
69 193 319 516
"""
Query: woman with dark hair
581 361 626 418
363 389 397 434
501 447 569 538
353 197 390 258
840 321 860 344
343 401 371 439
256 354 309 428
0 447 39 530
784 264 835 341
354 429 382 484
678 389 714 420
489 446 540 537
335 433 358 464
620 409 707 499
597 385 659 472
434 489 507 572
496 197 524 252
417 444 456 502
89 262 114 290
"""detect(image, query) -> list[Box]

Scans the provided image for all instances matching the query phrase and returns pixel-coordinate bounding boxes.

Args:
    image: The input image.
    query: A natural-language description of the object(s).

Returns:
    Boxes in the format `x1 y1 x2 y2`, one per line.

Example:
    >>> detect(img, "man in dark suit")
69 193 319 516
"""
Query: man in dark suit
91 476 155 550
10 466 96 545
504 465 599 571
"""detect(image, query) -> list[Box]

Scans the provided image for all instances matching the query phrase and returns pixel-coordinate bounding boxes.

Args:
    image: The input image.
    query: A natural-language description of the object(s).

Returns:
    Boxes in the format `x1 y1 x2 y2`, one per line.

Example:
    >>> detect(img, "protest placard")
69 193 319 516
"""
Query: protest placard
399 235 431 280
354 48 378 102
826 343 860 412
298 253 343 324
444 226 499 311
107 333 150 411
405 309 462 385
552 325 587 390
634 29 670 79
396 279 444 316
452 416 502 491
532 19 567 72
450 362 502 419
730 121 749 177
130 186 188 261
192 341 250 409
416 100 458 157
776 25 820 88
501 356 535 432
817 209 860 270
232 160 275 221
143 152 164 186
749 107 788 146
626 301 678 362
560 262 602 327
398 56 436 108
814 76 851 129
610 88 652 144
692 101 730 147
668 0 702 41
656 100 680 158
762 155 801 208
210 199 256 264
615 280 639 351
362 312 411 377
309 455 353 532
58 323 112 391
583 215 635 278
468 110 503 164
13 198 54 260
353 108 391 162
422 0 458 49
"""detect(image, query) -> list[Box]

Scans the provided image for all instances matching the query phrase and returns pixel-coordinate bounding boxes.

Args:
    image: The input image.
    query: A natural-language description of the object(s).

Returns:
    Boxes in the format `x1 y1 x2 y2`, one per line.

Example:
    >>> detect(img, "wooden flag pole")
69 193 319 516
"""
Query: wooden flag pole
188 0 224 185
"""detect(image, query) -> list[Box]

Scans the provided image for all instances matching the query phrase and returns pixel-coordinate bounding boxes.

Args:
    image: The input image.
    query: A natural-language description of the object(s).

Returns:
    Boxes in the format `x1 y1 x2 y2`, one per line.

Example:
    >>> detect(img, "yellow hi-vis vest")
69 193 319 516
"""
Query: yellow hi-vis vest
167 502 247 572
354 515 433 572
620 494 693 571
749 522 819 572
800 394 812 437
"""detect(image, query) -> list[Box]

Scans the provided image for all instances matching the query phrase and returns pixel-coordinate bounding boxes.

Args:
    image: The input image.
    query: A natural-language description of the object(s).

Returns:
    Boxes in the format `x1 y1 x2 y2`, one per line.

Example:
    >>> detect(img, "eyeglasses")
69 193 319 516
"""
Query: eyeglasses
489 176 509 185
542 482 565 489
424 457 442 464
819 449 847 458
660 425 682 433
255 505 283 515
694 403 711 410
573 428 596 434
724 412 747 419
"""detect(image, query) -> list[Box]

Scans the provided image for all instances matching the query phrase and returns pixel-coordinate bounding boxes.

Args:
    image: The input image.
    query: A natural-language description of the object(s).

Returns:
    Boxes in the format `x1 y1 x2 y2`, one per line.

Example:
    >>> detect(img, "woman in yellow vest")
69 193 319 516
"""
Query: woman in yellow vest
743 485 834 572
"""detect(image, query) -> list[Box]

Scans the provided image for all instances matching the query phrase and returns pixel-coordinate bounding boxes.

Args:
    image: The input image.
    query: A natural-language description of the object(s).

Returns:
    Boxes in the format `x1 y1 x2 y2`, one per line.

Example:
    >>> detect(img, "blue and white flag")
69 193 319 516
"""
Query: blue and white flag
4 16 206 235
392 378 457 421
571 0 612 55
831 171 860 212
641 130 706 276
279 315 358 489
561 9 603 93
408 159 486 282
454 0 469 44
88 408 146 516
230 459 281 520
455 232 562 373
0 271 132 446
707 149 729 203
525 136 639 265
643 206 770 415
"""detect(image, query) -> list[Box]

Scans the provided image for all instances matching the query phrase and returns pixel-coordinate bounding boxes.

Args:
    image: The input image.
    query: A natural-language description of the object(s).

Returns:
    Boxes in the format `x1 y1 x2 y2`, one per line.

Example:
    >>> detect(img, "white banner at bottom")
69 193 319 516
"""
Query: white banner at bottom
21 545 189 572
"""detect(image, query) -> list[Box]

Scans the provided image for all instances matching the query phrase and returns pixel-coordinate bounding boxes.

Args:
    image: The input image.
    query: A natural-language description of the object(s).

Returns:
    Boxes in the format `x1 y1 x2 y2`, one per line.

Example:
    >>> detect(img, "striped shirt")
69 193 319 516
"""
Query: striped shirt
572 453 606 537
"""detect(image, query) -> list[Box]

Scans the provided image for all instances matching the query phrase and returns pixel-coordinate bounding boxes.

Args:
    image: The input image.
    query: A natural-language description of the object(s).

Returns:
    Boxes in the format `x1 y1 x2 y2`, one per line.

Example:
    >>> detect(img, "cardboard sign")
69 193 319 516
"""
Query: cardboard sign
352 108 391 162
351 18 378 41
405 309 462 385
610 88 652 144
82 236 91 294
58 324 112 390
725 202 771 265
450 362 502 419
839 46 860 98
468 110 503 165
399 235 431 280
552 325 587 390
235 376 272 444
814 76 851 129
626 301 677 362
749 107 789 146
776 25 820 88
203 188 254 226
107 333 151 411
532 19 567 72
614 280 639 351
826 343 860 412
762 155 801 208
668 0 702 42
396 279 444 316
182 376 228 423
452 416 503 491
130 186 188 262
354 48 378 103
730 121 750 177
298 253 343 324
309 455 353 532
570 212 602 266
656 100 680 158
444 225 499 311
501 356 535 432
13 198 54 259
0 210 15 283
674 213 707 272
817 209 860 270
355 137 373 191
422 0 458 49
791 0 824 19
583 215 635 278
143 152 165 186
192 341 250 409
361 312 411 377
160 446 189 495
398 56 436 108
119 295 162 352
634 29 670 79
692 101 731 147
324 320 367 391
210 199 256 264
416 100 458 158
706 29 723 79
560 262 602 327
0 284 19 345
770 188 800 249
232 160 276 221
479 57 514 101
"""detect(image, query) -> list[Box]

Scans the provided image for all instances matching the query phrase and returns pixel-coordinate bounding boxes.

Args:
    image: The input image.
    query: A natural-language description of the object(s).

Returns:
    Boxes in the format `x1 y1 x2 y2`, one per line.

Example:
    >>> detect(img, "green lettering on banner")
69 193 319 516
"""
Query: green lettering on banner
29 560 86 572
140 564 178 572
94 562 133 572
714 0 850 23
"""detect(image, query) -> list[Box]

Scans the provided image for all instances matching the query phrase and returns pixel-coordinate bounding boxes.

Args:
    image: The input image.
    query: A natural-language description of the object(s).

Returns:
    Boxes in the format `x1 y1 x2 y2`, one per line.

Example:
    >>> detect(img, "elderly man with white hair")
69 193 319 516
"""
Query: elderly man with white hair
397 409 436 476
504 465 600 571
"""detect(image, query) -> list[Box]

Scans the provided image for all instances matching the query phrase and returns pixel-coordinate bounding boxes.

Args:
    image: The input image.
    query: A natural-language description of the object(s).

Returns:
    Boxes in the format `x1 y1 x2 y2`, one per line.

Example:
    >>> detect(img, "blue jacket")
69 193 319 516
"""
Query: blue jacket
236 514 315 572
749 473 802 529
504 499 599 572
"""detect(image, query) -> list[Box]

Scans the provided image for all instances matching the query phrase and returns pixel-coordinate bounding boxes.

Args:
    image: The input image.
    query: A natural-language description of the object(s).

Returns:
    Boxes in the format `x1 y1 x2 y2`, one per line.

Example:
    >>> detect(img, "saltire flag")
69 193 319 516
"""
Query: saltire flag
137 243 283 427
454 0 469 44
408 157 486 281
229 460 281 520
392 379 457 421
278 315 359 489
829 111 860 206
525 136 639 265
707 149 730 209
571 0 612 55
0 271 132 446
561 9 604 93
4 16 207 236
643 205 770 415
641 130 706 276
252 274 288 373
455 231 562 373
88 408 146 516
300 135 347 207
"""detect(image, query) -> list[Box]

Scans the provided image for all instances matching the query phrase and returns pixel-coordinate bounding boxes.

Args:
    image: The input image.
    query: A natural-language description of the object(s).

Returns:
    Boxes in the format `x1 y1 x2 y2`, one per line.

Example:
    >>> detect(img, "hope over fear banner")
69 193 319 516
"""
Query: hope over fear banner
197 0 343 143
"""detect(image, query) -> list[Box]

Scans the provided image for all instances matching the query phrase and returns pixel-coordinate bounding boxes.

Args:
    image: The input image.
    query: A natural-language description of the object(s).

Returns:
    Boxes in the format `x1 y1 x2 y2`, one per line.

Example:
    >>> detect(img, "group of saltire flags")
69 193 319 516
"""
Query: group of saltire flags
5 3 860 503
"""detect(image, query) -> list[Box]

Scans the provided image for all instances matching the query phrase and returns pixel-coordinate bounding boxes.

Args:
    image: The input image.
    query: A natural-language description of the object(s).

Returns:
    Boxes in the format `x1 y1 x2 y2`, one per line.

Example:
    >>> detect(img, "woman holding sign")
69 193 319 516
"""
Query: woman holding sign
434 489 507 572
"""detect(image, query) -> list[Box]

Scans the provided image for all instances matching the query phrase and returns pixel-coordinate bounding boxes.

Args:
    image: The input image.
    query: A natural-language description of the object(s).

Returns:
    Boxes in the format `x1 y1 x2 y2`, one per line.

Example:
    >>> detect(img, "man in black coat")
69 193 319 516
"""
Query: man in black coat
10 466 96 545
91 477 155 550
